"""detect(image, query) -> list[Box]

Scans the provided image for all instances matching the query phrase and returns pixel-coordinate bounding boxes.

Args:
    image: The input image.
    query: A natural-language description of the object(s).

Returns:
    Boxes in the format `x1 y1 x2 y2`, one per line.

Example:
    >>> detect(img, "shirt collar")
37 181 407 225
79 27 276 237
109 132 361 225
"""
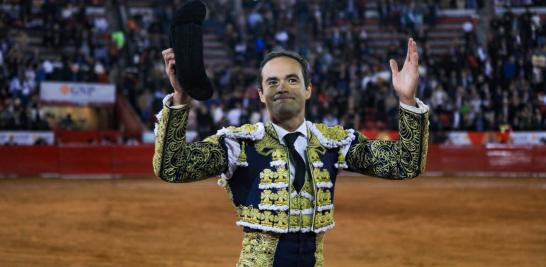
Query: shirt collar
271 120 308 145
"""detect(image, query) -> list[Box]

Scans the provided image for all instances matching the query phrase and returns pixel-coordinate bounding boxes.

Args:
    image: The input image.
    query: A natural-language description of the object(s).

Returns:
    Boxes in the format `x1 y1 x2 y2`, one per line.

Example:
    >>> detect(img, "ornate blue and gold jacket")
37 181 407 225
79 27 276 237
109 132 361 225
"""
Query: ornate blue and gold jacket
153 97 429 235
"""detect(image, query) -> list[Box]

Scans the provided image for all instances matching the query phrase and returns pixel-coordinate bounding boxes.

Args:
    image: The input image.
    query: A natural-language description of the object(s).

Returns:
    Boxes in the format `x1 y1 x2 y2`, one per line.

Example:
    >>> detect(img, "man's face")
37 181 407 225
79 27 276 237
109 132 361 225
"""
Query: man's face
259 57 311 122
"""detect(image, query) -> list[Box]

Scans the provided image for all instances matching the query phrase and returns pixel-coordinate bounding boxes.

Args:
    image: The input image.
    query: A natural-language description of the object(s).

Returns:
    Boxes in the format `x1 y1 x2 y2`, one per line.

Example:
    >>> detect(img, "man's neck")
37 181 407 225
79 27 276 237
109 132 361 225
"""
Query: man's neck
271 115 305 132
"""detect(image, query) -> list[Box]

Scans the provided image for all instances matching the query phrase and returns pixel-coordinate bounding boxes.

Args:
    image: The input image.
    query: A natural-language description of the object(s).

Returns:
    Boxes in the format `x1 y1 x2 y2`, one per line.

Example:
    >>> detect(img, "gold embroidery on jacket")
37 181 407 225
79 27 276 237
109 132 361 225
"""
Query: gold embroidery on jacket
312 168 330 184
307 133 327 163
346 107 429 179
153 105 226 182
314 210 334 229
260 189 289 207
237 206 289 229
314 123 348 140
235 122 336 233
255 124 284 157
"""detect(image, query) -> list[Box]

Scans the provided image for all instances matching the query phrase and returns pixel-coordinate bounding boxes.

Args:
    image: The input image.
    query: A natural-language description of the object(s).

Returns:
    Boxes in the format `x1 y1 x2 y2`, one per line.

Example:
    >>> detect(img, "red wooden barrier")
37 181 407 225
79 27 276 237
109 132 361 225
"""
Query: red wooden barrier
0 146 59 176
59 145 114 175
426 145 487 172
425 144 546 175
112 145 154 175
532 146 546 172
0 145 154 177
55 130 123 144
0 144 545 177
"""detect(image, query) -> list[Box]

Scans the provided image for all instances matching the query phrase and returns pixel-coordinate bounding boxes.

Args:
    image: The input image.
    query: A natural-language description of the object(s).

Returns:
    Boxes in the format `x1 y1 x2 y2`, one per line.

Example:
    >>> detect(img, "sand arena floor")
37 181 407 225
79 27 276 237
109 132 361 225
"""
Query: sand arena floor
1 176 545 267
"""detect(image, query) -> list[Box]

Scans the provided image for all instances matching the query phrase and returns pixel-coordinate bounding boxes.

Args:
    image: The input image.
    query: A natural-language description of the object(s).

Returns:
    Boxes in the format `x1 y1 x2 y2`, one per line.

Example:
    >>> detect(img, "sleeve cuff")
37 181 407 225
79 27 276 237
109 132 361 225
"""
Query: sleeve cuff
399 98 429 114
162 93 189 110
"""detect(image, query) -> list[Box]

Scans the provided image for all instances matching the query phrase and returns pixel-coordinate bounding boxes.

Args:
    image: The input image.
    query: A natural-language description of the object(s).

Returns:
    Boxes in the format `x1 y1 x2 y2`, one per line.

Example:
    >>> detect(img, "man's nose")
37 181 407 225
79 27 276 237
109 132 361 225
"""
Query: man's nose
276 80 289 91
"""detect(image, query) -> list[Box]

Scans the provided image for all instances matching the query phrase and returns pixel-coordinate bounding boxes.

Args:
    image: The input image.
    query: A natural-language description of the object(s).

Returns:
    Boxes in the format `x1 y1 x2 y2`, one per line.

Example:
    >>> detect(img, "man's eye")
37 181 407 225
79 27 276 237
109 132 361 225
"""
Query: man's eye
268 81 278 86
288 78 298 84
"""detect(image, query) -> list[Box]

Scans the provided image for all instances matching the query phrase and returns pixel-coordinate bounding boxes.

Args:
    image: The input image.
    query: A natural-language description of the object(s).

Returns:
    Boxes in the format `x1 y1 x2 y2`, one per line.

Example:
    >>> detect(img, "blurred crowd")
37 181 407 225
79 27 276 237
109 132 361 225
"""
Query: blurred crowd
178 0 546 140
0 0 119 131
1 0 546 144
428 6 546 136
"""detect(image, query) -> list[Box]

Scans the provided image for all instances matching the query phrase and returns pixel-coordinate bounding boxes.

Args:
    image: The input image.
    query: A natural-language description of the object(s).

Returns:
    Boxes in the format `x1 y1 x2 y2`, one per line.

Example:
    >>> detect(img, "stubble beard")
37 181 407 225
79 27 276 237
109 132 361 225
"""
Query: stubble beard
268 98 304 123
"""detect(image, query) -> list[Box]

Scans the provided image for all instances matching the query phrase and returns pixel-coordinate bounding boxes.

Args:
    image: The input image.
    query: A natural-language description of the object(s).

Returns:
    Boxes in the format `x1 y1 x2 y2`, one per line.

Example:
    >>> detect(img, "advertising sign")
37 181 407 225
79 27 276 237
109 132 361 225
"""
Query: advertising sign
40 81 116 105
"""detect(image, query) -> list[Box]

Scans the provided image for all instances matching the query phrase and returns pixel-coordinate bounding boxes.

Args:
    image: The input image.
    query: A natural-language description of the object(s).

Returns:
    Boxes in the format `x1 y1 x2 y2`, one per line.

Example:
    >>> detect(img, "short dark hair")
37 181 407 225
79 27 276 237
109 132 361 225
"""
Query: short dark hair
257 50 310 90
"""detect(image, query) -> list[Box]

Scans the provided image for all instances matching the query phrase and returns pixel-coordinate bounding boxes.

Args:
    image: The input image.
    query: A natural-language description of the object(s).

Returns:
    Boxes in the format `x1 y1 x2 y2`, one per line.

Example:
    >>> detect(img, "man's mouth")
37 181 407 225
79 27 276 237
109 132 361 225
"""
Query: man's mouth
274 94 294 101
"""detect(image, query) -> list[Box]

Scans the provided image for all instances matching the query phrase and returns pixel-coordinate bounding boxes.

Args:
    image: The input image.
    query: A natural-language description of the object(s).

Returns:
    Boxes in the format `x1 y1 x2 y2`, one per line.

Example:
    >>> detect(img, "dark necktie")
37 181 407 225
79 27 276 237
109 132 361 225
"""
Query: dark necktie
283 132 305 192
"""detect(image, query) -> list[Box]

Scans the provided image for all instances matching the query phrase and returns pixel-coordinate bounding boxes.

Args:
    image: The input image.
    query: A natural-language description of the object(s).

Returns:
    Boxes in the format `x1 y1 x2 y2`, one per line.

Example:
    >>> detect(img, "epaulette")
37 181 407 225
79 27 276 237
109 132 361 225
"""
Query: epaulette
216 122 265 141
214 123 265 170
307 122 356 149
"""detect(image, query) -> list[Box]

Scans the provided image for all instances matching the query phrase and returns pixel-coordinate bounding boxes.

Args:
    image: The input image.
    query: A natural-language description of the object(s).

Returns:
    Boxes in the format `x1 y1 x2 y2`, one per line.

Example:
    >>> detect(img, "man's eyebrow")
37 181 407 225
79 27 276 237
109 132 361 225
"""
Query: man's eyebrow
265 74 299 82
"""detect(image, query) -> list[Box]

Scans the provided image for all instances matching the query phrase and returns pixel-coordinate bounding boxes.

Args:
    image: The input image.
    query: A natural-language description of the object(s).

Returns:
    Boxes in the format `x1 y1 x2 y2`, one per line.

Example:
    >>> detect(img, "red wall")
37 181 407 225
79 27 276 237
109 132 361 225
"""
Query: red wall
0 144 545 177
426 145 546 174
0 145 155 177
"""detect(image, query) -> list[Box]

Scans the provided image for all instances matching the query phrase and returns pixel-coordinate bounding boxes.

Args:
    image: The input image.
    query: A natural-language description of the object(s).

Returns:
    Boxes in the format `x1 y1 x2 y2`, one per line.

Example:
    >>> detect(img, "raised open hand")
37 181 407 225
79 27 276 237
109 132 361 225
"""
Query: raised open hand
389 38 419 106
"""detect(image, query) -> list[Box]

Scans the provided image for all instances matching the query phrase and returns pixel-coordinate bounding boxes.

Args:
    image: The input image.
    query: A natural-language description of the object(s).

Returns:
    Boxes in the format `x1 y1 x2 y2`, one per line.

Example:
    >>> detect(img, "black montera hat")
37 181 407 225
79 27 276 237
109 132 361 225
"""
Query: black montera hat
169 0 214 101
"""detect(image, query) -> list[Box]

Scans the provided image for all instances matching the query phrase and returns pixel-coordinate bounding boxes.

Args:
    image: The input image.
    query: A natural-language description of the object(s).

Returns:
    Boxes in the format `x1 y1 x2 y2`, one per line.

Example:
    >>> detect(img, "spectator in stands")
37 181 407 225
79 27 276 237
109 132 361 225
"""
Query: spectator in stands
34 136 48 145
5 135 17 146
60 114 75 130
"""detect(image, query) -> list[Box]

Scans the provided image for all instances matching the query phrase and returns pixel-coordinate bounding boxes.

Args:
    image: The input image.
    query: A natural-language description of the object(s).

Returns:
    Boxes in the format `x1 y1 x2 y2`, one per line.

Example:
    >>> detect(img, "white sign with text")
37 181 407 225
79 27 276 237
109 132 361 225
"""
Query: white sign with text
40 81 116 105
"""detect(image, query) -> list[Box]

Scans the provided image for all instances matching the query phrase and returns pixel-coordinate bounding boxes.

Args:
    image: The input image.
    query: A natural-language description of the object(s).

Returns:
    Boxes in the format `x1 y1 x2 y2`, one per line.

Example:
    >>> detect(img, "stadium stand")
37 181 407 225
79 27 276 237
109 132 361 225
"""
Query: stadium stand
1 0 545 144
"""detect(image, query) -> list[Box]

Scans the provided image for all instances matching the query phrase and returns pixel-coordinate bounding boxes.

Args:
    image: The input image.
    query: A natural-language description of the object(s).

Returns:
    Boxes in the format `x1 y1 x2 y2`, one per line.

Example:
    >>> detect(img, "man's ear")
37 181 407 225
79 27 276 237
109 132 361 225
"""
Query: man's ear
258 88 266 103
304 83 312 100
